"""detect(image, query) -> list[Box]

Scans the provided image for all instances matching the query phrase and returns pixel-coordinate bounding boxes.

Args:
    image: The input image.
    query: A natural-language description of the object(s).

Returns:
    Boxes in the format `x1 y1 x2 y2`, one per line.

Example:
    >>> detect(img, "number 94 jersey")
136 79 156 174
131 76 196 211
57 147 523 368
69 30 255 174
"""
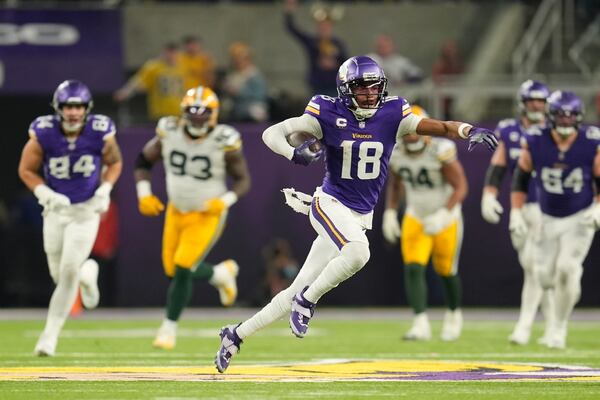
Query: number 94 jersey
157 117 242 212
389 138 457 219
28 114 115 203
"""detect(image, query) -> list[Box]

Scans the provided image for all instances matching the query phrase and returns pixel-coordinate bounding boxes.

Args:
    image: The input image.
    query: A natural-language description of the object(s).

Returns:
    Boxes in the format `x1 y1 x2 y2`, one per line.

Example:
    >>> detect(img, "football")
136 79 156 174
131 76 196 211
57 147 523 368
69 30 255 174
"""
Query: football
287 131 322 153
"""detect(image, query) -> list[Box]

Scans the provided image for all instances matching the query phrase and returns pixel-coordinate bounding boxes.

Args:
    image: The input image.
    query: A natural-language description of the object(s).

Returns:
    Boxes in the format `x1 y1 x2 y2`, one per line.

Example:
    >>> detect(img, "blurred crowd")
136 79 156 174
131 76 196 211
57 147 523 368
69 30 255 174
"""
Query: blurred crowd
112 0 462 124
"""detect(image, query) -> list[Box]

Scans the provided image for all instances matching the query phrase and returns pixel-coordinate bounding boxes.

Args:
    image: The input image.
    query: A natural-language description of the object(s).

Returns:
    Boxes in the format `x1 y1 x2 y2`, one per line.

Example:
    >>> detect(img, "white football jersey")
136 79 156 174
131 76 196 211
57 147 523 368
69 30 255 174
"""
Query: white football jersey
157 117 242 212
389 137 459 219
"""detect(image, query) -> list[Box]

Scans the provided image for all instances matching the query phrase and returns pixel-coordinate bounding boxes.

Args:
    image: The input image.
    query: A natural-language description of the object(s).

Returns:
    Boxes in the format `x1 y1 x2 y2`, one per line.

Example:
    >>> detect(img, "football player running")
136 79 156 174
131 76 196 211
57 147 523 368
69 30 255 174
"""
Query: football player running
215 55 497 373
134 86 250 350
18 80 123 356
511 90 600 349
383 105 467 342
481 80 556 346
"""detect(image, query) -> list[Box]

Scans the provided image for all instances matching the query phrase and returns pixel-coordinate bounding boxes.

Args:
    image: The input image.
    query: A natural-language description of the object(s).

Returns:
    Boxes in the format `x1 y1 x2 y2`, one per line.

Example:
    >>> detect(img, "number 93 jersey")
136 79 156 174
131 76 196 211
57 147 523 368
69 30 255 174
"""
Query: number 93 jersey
28 114 115 203
157 117 242 212
389 138 457 219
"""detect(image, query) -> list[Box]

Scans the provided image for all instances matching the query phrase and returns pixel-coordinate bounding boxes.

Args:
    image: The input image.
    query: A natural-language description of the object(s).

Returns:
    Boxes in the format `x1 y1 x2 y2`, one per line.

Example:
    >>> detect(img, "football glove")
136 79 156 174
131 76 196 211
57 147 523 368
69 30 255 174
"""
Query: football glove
291 139 323 166
204 198 227 215
509 208 528 237
34 184 71 213
467 127 498 152
481 192 503 224
92 182 113 214
382 208 401 243
423 208 454 235
584 202 600 230
138 195 165 216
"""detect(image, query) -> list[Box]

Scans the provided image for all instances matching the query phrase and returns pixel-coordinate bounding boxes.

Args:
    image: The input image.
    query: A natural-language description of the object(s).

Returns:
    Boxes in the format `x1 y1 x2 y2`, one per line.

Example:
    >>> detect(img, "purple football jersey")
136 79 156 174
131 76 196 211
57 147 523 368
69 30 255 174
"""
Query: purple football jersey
304 95 408 214
495 118 538 202
29 114 115 203
526 124 600 217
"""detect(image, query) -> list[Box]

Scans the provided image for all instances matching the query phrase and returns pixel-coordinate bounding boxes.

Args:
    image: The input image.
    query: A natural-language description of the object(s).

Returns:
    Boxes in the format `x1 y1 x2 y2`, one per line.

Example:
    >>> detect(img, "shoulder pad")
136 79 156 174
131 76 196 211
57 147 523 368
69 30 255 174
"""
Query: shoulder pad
496 118 518 130
526 125 544 136
304 95 337 117
584 125 600 140
156 116 179 138
214 124 242 152
28 115 57 139
88 114 116 139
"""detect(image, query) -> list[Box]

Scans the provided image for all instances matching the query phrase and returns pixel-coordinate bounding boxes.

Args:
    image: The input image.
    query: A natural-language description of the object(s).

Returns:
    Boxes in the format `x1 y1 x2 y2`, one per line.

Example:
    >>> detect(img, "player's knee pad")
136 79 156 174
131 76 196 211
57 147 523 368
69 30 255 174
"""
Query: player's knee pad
340 241 370 274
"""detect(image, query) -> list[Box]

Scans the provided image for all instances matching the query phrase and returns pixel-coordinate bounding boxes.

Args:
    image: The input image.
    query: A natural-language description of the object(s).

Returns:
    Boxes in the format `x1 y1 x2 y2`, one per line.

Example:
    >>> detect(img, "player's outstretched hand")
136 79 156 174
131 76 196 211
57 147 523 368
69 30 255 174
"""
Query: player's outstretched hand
138 195 165 216
292 139 323 166
468 127 498 152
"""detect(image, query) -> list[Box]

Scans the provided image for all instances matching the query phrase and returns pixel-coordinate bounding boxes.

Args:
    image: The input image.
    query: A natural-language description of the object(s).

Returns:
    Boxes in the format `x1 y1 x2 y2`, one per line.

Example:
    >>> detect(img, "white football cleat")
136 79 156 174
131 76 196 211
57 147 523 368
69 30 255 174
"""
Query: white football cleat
508 324 531 346
79 259 100 309
34 333 57 357
210 260 239 307
153 320 177 350
403 313 431 341
440 309 463 342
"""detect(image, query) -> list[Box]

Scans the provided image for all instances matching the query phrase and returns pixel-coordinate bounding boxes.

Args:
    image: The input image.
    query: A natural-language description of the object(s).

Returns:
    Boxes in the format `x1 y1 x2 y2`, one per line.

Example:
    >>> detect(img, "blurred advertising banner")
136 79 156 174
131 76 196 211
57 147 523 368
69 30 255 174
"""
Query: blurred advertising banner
0 9 123 94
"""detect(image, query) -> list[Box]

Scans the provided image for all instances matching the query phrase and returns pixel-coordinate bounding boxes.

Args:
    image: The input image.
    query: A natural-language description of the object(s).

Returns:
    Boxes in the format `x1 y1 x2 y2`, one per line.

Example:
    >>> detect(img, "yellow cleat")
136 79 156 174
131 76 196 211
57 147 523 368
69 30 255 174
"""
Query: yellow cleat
153 323 176 350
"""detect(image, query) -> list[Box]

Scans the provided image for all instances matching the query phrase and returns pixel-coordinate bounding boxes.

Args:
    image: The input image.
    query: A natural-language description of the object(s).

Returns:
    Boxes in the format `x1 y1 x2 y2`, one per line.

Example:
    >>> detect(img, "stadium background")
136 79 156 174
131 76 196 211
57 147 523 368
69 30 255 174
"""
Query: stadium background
1 0 599 308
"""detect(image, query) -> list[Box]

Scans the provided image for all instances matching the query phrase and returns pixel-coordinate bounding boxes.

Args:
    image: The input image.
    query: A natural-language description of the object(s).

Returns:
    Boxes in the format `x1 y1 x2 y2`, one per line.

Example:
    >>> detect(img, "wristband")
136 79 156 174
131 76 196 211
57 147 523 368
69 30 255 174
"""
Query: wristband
136 180 152 199
220 191 238 207
458 123 473 139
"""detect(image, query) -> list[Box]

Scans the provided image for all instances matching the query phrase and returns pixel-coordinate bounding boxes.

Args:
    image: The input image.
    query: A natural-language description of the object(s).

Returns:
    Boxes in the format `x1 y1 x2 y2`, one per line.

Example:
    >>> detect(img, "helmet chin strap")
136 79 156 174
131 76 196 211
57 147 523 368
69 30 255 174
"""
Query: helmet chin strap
526 111 544 123
350 98 379 119
61 121 83 133
186 122 210 138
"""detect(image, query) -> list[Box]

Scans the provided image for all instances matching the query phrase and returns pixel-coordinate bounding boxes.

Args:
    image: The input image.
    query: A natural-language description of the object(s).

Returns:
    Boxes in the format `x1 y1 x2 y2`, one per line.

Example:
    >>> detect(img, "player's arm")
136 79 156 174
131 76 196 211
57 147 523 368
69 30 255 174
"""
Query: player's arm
508 143 533 236
382 168 404 244
18 137 71 209
134 136 164 216
18 138 45 191
586 149 600 229
224 149 252 201
481 140 507 224
441 159 468 210
262 114 323 160
101 136 123 185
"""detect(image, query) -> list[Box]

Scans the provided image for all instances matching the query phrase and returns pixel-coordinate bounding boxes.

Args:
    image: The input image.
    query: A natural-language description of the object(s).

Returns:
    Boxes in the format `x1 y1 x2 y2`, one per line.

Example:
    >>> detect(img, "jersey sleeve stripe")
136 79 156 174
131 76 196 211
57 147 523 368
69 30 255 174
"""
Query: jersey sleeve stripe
308 101 321 110
28 129 37 139
402 108 412 117
305 106 320 116
224 139 242 152
102 130 116 141
437 148 457 162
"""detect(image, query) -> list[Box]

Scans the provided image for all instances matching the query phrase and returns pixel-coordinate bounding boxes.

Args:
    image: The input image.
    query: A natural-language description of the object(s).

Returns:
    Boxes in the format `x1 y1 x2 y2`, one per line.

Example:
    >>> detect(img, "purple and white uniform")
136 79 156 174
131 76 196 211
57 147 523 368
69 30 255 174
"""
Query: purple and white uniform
28 113 115 204
496 118 538 203
526 124 600 217
305 95 411 214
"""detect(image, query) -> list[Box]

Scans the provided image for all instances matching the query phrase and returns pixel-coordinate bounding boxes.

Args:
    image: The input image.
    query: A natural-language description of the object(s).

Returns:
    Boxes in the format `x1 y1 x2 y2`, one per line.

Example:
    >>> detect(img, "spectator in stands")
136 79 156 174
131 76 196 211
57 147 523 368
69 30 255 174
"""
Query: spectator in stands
113 43 186 121
221 41 269 122
179 35 216 89
432 40 464 120
283 0 348 96
367 34 423 96
263 238 299 300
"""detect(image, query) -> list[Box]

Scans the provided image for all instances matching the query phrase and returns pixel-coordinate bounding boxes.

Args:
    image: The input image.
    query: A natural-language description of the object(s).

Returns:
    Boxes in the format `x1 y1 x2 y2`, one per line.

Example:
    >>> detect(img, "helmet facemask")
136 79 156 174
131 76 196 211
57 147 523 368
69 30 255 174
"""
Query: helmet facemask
337 56 388 120
546 90 584 138
52 80 93 133
346 78 388 119
183 106 214 138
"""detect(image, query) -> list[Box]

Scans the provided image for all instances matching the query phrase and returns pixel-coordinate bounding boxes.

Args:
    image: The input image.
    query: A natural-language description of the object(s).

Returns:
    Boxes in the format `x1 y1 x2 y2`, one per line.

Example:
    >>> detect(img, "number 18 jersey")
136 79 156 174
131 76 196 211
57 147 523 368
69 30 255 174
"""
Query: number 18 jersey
304 95 413 214
157 117 242 212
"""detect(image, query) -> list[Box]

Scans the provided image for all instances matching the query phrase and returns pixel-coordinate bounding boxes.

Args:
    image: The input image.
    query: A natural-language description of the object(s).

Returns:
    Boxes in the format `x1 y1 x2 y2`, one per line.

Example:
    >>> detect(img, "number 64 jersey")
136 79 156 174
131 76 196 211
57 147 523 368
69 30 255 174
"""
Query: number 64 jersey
157 117 242 212
525 125 600 217
28 114 115 203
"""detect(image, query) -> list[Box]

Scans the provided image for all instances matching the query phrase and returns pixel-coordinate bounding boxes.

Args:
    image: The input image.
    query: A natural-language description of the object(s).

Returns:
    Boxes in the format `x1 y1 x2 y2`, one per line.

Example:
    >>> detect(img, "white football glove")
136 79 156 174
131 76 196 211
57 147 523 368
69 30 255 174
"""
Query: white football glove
509 208 528 237
423 208 454 235
34 184 71 213
92 182 113 214
481 191 503 224
584 202 600 230
382 208 401 243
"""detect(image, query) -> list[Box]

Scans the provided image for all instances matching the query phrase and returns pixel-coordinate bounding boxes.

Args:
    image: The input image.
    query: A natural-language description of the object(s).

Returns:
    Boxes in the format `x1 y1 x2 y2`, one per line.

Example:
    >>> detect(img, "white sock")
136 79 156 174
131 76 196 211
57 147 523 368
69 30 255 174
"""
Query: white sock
236 236 337 339
160 319 178 333
303 242 369 303
515 268 543 330
42 266 80 340
209 263 227 286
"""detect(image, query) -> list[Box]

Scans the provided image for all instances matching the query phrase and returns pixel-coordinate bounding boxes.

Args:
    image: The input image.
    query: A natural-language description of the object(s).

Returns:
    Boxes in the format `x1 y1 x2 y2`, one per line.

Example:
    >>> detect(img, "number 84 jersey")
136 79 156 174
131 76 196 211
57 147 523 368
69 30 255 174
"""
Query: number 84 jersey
157 117 242 212
29 114 115 204
389 138 457 219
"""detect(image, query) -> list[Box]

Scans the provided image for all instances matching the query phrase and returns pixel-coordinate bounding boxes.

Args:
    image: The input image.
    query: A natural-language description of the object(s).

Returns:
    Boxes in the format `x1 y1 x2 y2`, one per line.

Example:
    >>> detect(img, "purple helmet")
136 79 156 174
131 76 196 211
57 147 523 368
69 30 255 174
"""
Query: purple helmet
336 56 387 119
546 90 584 135
52 79 93 114
518 79 550 102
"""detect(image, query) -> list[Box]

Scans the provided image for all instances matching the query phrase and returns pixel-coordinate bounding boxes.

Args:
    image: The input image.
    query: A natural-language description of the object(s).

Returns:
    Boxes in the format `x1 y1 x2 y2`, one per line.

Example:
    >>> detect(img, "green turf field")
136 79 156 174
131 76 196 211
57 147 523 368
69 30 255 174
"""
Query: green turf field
1 309 599 399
